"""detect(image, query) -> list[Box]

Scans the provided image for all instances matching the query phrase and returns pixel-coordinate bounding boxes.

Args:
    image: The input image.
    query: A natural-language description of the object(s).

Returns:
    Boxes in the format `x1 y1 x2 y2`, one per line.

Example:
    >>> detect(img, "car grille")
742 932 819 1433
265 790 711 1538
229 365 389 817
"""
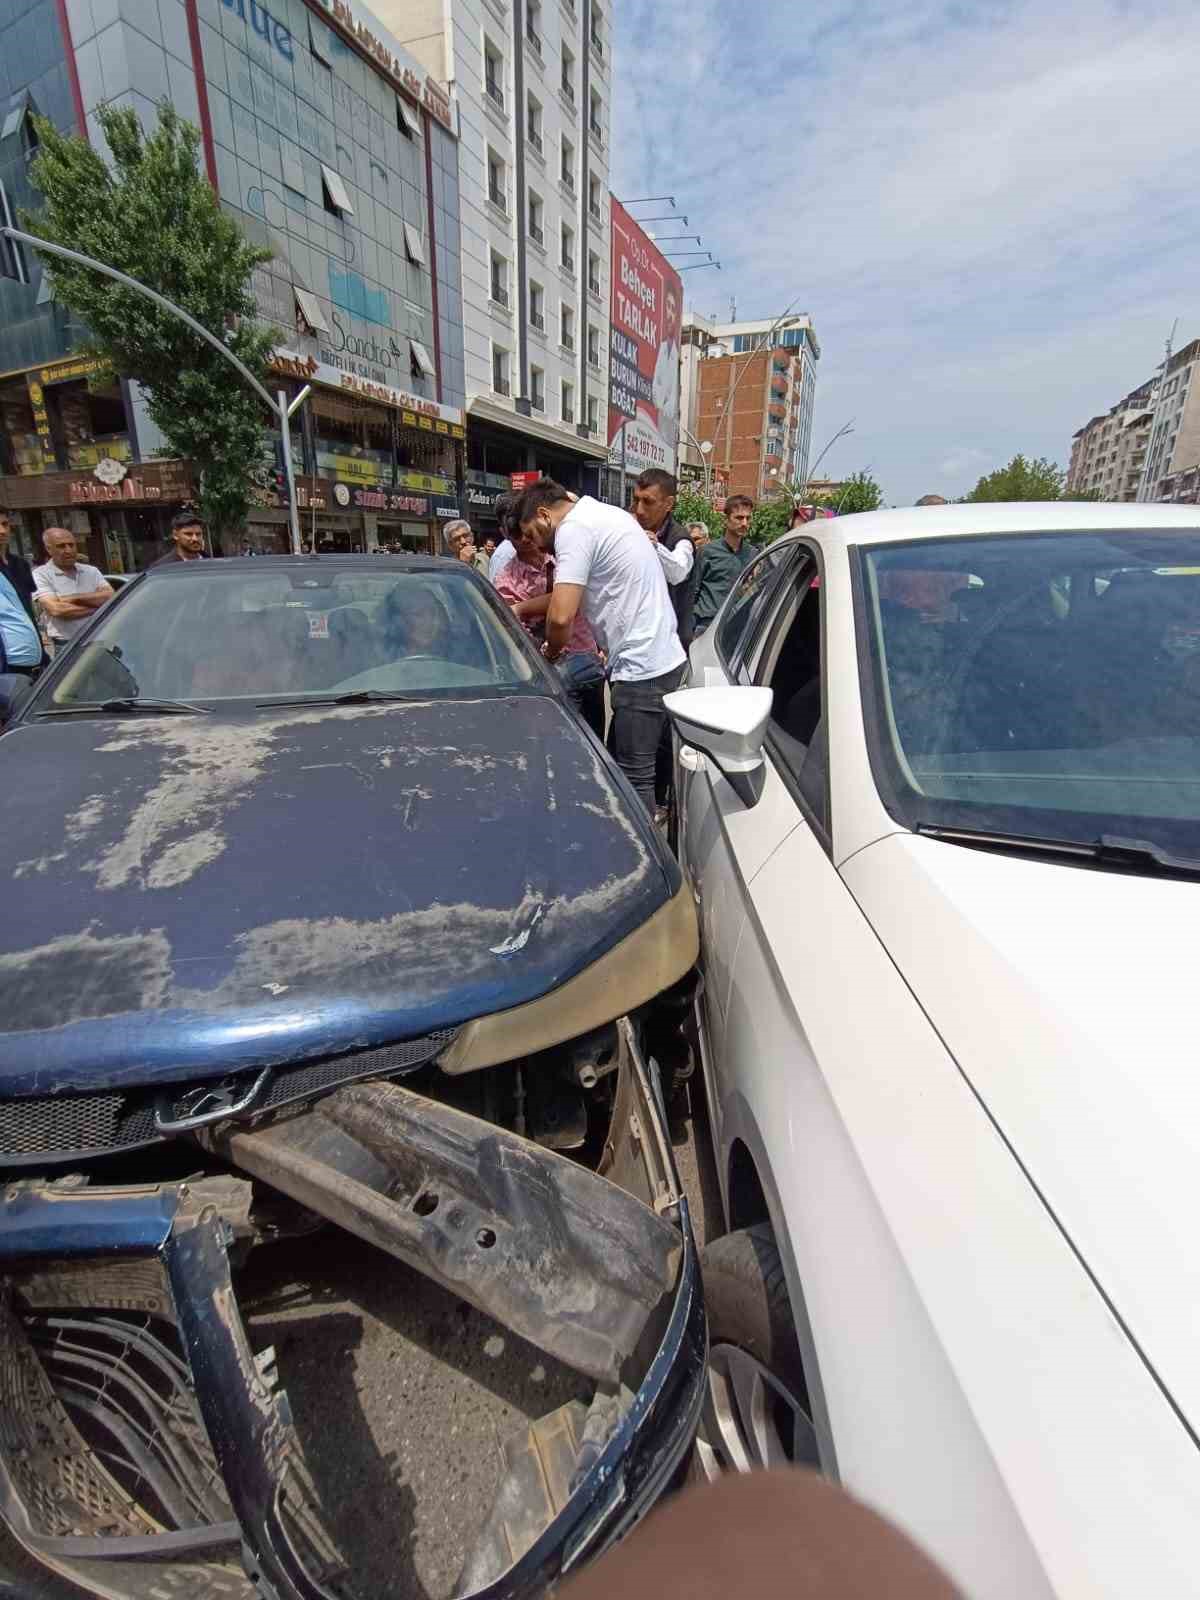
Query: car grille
0 1029 459 1168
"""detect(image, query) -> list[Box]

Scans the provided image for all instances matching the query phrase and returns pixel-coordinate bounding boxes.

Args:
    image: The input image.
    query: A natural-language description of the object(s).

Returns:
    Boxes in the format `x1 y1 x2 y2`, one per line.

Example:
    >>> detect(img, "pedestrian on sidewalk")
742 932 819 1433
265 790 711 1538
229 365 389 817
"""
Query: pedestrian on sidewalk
154 507 208 563
688 520 710 551
0 510 48 670
516 479 685 811
693 494 755 635
495 519 606 737
630 469 698 648
0 569 43 677
32 529 113 657
444 521 477 565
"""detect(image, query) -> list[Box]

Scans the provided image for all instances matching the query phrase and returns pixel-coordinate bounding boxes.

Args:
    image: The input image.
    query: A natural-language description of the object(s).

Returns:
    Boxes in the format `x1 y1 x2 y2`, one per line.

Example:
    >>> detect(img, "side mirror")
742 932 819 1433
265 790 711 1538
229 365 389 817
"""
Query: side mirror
664 685 773 808
0 672 35 728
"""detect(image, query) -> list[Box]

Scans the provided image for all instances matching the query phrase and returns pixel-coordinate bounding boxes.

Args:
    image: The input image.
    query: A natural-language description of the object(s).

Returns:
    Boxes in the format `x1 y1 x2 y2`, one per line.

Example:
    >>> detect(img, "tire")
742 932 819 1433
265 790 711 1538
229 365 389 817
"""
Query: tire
695 1224 818 1478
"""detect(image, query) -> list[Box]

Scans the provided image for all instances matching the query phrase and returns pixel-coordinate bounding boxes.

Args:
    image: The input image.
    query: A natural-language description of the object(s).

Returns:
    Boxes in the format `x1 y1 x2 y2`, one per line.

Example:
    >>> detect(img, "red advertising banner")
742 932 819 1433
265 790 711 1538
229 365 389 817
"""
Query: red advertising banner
607 200 683 476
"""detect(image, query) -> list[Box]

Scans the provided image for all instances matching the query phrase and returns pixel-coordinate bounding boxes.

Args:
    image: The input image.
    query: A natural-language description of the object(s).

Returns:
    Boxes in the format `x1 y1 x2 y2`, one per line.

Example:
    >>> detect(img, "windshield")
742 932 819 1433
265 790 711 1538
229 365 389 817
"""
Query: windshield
44 565 537 707
858 530 1200 857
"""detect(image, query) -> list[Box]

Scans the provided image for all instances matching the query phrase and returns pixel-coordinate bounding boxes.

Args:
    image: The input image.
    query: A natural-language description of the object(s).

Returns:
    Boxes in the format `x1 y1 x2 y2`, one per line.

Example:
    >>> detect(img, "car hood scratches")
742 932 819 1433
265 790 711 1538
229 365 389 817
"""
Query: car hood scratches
0 698 672 1093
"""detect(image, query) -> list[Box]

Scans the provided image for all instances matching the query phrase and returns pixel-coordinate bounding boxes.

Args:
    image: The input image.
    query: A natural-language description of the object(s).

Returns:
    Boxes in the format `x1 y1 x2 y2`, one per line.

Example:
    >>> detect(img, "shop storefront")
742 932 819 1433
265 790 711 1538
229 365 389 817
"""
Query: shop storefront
466 400 609 525
0 458 196 571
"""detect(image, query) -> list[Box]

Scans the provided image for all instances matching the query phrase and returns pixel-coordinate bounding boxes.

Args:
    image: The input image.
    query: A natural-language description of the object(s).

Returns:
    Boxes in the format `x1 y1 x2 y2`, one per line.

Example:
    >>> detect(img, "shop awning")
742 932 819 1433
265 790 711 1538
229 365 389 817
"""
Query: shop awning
468 397 610 462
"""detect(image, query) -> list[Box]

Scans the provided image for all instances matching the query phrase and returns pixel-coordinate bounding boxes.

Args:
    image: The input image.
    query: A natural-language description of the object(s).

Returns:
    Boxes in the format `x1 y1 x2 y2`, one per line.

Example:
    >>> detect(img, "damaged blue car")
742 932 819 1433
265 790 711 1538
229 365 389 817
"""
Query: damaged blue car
0 556 705 1599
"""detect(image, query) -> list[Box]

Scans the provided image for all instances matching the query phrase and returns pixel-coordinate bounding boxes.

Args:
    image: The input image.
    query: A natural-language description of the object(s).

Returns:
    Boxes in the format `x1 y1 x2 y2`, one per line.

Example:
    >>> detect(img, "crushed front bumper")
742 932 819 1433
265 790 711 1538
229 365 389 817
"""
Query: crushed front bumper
0 1037 705 1599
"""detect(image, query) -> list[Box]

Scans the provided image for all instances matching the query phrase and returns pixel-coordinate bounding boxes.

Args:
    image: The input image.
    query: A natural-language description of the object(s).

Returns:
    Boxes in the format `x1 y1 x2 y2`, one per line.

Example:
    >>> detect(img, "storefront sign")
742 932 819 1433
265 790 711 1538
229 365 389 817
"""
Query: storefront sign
311 0 453 130
38 355 106 386
466 482 508 511
69 464 192 505
607 200 682 475
341 483 432 515
272 351 463 427
93 457 127 486
510 471 539 493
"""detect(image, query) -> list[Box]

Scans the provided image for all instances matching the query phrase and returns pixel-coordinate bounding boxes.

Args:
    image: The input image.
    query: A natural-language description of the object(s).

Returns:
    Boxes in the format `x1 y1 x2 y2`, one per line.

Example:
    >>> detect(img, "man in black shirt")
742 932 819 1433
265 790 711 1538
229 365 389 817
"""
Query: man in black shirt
154 508 208 564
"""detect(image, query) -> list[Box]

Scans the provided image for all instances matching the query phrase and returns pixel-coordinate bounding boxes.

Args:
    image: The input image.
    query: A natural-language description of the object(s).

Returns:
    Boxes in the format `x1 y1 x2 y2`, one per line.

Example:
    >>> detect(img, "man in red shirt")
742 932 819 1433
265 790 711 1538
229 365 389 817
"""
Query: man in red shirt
496 522 605 737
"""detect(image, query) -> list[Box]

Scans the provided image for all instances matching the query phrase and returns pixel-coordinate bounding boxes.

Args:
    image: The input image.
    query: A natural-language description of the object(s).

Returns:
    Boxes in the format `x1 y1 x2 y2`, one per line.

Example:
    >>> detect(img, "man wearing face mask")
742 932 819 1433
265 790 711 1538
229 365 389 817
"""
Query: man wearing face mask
514 479 684 811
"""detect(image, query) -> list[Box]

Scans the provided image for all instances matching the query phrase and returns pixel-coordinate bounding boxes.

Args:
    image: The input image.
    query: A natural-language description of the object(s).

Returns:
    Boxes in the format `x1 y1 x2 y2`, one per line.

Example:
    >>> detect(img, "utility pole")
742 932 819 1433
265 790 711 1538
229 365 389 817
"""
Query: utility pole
3 225 308 551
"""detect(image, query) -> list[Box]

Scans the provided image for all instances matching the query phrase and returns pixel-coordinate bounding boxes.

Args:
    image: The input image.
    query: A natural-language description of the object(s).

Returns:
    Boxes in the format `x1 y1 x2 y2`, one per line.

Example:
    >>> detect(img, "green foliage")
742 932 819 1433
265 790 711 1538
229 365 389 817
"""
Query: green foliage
749 494 793 546
964 454 1066 502
827 470 883 515
24 102 274 542
674 485 725 541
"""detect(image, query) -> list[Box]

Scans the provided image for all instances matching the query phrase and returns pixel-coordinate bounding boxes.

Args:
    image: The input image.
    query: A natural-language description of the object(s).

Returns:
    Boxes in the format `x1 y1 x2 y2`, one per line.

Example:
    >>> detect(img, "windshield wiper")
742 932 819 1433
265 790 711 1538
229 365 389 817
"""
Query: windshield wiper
256 689 415 708
40 696 210 716
916 824 1200 877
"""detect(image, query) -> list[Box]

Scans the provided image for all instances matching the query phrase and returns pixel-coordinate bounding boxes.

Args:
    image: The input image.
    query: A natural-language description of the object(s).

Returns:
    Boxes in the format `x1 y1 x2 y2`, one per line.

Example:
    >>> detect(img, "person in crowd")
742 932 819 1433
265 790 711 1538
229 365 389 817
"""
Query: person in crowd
489 495 519 582
693 494 755 635
155 507 208 563
495 519 605 737
0 568 43 677
33 528 114 656
445 521 477 565
516 479 685 811
688 520 710 552
0 512 39 629
916 493 948 506
631 469 698 647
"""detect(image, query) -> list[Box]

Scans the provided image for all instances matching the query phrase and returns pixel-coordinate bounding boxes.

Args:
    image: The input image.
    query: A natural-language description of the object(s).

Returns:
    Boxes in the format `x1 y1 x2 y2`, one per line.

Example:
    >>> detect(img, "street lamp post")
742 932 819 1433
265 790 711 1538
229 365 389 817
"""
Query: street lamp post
2 225 309 553
705 296 810 489
677 423 713 497
801 420 856 504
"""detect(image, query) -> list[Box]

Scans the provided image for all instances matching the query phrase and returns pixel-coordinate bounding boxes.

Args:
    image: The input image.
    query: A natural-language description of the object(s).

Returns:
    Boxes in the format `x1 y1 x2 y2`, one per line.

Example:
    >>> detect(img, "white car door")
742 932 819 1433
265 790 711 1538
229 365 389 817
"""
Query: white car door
677 543 813 1138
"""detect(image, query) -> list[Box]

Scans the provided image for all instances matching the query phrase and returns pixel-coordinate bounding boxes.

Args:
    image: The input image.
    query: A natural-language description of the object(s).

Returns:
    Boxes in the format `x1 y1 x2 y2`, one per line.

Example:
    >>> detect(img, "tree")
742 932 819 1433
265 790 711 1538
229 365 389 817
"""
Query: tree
674 485 725 541
24 102 275 546
964 455 1066 502
824 470 883 515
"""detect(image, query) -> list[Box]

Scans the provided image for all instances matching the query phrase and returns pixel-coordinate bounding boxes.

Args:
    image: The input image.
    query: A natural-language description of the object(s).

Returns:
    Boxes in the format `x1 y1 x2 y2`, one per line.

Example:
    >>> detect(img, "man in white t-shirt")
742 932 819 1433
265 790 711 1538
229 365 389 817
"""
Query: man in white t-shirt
33 528 113 655
516 479 685 810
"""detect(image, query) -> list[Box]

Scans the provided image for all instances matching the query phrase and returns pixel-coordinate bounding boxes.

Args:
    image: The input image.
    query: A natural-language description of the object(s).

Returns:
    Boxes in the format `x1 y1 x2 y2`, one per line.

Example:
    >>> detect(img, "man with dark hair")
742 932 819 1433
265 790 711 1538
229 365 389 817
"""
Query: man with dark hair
516 478 685 810
630 468 697 648
488 494 519 582
155 508 208 563
916 494 947 506
693 493 755 634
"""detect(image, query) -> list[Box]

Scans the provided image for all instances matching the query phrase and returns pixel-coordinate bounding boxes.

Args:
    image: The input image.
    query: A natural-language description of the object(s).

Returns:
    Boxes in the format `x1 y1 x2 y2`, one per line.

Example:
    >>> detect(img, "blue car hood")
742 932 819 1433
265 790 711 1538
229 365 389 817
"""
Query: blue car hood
0 696 674 1095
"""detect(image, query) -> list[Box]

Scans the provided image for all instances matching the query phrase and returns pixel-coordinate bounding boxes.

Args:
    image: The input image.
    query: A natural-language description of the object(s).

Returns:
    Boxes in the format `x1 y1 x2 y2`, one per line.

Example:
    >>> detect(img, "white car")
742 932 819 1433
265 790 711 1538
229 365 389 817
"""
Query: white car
667 503 1200 1599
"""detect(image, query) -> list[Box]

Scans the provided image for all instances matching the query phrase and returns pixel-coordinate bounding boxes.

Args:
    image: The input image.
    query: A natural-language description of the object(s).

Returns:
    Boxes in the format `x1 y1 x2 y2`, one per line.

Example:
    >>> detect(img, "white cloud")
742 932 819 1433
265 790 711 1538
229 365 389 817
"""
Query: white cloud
611 0 1200 501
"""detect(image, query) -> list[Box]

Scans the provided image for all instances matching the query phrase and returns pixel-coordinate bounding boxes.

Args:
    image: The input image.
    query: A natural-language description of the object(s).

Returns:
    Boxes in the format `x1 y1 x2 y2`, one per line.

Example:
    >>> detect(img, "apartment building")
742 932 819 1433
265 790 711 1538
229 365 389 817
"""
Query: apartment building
385 0 611 529
1066 379 1156 502
1138 339 1200 503
681 311 820 500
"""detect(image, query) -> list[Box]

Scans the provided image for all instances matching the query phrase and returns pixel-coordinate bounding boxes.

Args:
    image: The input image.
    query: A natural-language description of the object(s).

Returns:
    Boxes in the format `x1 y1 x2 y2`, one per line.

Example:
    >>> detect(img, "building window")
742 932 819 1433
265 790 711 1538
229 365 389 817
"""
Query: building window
320 164 354 216
589 174 603 222
530 366 545 412
526 0 542 53
590 5 603 55
587 326 601 369
589 89 603 141
561 135 575 191
484 40 505 108
527 94 543 153
530 281 545 331
561 303 575 351
403 222 426 267
492 346 511 396
528 190 544 244
561 45 575 102
587 250 601 296
396 96 421 138
308 17 332 65
487 149 507 211
410 340 436 380
561 380 575 424
490 250 509 307
294 287 330 335
561 222 575 273
586 394 599 434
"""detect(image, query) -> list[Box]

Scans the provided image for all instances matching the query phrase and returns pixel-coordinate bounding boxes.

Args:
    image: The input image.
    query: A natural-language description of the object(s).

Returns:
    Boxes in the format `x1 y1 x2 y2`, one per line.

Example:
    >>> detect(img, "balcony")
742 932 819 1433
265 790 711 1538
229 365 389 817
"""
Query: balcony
561 169 575 193
768 401 785 422
525 23 541 54
528 127 543 154
531 393 545 413
589 120 603 146
561 332 575 352
486 78 504 109
562 253 575 273
493 376 511 396
561 77 575 104
770 376 788 397
490 283 510 307
529 220 544 245
587 348 601 371
488 184 508 212
590 31 603 59
563 409 575 425
589 198 602 222
588 276 601 298
530 308 545 331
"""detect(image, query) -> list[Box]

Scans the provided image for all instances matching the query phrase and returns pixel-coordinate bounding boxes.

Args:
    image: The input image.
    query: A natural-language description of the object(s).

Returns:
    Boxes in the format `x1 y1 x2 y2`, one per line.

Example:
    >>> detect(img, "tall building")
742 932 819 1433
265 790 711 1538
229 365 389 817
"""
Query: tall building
383 0 612 533
1066 378 1156 502
1137 338 1200 503
0 0 468 564
680 311 820 501
680 311 818 498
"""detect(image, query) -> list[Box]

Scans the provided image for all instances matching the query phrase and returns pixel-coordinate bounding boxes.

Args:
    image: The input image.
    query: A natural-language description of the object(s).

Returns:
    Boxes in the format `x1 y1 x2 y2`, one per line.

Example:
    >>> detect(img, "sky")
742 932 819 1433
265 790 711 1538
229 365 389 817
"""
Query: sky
610 0 1200 504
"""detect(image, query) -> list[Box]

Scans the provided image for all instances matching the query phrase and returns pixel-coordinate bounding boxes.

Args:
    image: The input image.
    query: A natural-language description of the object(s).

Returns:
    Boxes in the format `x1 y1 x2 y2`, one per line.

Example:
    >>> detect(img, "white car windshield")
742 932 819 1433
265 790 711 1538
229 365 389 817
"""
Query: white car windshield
46 564 536 706
859 531 1200 861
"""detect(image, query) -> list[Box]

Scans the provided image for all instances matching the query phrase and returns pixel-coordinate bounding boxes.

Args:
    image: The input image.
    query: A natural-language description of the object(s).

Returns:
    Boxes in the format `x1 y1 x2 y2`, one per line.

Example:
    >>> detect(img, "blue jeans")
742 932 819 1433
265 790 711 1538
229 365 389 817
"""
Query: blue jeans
557 651 606 739
608 663 687 811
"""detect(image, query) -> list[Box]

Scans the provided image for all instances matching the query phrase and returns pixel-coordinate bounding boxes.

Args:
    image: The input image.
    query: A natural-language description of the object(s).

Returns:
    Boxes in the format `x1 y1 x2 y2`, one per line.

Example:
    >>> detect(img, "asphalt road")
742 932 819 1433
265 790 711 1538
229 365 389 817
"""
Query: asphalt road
236 1091 724 1600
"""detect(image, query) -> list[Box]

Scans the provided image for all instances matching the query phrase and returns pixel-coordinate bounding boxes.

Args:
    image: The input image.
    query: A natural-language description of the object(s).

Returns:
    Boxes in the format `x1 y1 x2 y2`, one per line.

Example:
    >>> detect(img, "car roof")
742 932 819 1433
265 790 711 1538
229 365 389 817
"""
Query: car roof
796 501 1200 549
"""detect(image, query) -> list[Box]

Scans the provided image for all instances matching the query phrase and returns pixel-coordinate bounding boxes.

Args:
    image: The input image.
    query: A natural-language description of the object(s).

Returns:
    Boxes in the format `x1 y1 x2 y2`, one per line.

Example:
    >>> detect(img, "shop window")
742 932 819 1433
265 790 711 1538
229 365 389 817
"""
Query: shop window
403 222 426 267
320 164 354 217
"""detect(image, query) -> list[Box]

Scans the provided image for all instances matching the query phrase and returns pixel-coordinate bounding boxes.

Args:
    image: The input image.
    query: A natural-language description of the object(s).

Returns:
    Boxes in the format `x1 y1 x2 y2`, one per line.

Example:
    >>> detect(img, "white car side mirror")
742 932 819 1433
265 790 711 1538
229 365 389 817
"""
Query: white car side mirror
665 686 773 808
